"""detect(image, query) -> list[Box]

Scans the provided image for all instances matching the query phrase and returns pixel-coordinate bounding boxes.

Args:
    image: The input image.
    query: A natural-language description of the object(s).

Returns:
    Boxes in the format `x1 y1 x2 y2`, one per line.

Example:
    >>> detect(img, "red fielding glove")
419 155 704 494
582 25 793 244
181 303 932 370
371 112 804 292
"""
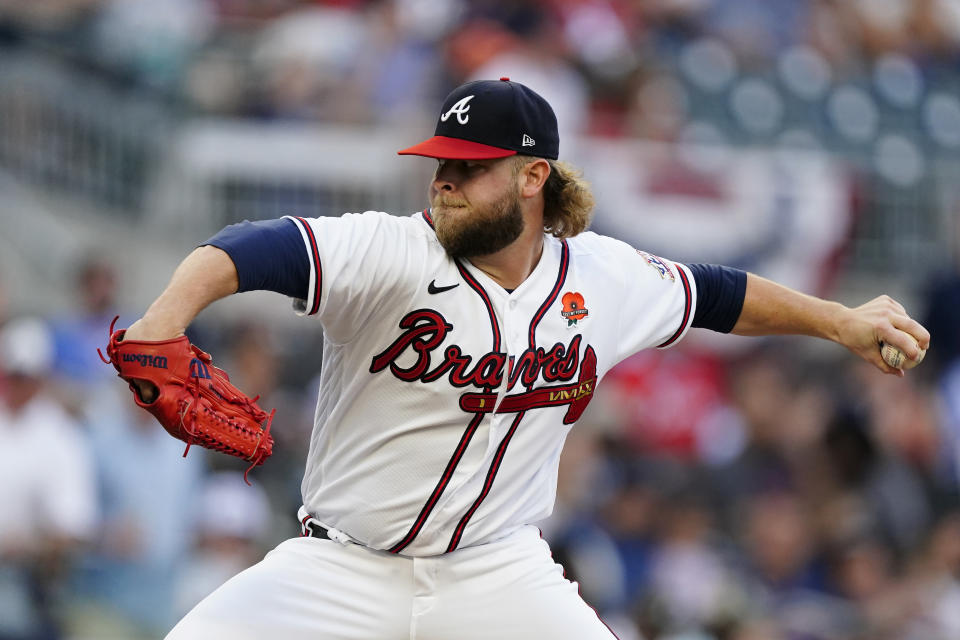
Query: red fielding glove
99 317 274 482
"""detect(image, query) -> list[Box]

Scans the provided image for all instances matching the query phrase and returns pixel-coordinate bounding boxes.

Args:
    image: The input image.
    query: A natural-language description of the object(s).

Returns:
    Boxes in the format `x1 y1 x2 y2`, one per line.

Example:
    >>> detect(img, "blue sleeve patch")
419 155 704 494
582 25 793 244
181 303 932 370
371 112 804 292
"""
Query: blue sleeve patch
687 263 747 333
203 218 309 299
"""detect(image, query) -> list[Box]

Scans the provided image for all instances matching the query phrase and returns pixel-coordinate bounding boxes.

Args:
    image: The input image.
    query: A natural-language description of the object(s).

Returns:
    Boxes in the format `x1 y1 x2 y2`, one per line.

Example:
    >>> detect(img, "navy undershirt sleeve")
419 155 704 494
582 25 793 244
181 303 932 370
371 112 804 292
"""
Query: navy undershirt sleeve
686 263 747 333
203 218 309 299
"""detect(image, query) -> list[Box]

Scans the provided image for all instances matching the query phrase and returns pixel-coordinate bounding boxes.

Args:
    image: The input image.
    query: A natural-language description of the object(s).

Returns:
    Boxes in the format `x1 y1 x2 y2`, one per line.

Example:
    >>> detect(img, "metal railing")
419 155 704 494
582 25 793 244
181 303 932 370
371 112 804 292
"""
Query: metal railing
0 48 955 285
0 50 169 214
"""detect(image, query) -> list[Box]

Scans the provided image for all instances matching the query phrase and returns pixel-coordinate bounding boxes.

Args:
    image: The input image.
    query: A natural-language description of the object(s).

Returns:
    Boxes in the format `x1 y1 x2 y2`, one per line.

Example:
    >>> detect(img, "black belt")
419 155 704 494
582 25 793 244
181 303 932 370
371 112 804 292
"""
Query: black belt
303 521 331 540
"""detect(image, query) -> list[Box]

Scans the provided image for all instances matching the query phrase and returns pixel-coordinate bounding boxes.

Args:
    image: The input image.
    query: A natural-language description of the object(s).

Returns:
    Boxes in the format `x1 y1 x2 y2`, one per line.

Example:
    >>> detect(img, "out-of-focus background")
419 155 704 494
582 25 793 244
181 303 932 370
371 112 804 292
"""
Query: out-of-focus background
0 1 958 639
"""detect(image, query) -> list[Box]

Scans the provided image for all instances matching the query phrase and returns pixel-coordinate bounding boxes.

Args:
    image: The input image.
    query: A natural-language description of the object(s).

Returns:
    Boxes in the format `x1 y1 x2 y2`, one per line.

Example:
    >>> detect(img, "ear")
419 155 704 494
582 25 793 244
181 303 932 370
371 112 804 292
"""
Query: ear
519 159 551 198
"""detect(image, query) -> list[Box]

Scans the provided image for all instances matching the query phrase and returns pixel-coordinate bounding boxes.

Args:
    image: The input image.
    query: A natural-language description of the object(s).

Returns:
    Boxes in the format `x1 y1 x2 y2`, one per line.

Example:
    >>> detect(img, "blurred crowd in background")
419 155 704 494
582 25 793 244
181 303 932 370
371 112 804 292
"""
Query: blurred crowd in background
2 0 960 137
1 1 960 640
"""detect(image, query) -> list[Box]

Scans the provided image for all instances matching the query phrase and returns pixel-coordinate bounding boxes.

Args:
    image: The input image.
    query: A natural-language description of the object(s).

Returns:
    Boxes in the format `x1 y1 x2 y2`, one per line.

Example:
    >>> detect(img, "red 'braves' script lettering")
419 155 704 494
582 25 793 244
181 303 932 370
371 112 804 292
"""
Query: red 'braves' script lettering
459 346 597 423
421 346 507 389
370 310 591 400
369 310 452 381
507 335 581 390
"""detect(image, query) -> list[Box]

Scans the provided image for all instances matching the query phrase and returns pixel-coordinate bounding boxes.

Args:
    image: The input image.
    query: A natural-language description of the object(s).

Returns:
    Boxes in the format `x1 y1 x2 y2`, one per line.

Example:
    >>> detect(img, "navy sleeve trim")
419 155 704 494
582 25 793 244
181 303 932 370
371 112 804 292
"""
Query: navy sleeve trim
686 263 747 333
203 218 309 300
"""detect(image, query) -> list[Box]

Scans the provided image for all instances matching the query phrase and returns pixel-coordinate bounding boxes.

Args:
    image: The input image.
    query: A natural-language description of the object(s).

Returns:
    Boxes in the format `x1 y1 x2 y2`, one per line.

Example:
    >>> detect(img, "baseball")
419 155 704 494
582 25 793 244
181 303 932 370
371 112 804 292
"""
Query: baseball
880 341 925 370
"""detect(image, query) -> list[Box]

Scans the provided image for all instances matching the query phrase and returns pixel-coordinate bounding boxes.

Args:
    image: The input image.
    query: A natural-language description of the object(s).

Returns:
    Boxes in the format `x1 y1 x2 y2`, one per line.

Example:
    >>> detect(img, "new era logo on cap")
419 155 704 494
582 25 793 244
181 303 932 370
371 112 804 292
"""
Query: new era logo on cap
398 77 559 160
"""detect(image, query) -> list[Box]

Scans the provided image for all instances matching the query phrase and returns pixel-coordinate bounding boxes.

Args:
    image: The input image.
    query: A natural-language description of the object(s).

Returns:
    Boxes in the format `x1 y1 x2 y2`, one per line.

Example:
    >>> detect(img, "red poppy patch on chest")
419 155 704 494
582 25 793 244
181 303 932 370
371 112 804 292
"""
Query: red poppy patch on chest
561 292 589 326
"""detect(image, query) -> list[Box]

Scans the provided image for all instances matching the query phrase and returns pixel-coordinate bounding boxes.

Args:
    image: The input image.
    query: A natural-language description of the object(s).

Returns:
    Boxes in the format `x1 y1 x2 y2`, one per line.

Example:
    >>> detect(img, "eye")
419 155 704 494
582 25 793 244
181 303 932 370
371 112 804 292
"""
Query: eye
435 159 485 174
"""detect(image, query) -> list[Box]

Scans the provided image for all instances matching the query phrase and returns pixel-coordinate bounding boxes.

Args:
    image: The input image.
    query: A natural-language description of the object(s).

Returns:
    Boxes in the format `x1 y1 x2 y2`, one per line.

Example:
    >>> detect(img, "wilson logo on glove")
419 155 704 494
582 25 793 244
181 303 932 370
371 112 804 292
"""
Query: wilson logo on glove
122 353 169 369
99 317 274 482
190 358 212 379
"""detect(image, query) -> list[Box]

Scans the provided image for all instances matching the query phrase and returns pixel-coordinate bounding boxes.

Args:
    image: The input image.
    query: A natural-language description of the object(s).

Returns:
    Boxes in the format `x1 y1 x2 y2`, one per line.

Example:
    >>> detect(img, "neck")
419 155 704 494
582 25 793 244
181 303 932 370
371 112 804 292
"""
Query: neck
468 221 545 290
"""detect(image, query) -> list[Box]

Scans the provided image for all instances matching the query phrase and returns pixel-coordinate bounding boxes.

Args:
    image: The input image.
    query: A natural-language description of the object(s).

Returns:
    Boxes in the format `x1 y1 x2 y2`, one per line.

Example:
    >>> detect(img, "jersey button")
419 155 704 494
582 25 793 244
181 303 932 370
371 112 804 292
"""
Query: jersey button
509 300 517 309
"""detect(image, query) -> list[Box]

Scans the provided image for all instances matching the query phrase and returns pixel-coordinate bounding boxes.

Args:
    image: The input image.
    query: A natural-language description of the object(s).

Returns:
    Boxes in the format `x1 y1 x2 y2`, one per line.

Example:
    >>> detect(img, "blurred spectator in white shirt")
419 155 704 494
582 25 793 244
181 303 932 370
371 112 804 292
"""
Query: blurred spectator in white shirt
69 382 206 638
0 317 98 640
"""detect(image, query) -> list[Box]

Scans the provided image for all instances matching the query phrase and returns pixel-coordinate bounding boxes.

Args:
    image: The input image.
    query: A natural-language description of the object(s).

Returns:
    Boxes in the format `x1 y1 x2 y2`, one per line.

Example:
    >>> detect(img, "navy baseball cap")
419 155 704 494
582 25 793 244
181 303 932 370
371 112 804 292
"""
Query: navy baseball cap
398 77 559 160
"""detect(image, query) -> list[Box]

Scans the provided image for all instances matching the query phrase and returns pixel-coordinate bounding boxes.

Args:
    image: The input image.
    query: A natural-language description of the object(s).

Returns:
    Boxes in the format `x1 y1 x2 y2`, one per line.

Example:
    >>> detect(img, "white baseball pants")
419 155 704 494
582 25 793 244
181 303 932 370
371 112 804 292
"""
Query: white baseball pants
166 525 617 639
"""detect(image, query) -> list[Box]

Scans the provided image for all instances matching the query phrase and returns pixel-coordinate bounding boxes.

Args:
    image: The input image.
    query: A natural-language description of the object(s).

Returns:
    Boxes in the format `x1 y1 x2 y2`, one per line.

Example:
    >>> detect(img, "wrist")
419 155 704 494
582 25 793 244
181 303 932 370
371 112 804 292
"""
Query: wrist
123 312 185 342
825 301 853 344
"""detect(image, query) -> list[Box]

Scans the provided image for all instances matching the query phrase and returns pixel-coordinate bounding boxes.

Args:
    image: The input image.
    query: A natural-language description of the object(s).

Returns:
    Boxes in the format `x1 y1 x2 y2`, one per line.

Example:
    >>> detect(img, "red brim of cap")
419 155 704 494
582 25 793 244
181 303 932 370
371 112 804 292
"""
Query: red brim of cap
397 135 517 160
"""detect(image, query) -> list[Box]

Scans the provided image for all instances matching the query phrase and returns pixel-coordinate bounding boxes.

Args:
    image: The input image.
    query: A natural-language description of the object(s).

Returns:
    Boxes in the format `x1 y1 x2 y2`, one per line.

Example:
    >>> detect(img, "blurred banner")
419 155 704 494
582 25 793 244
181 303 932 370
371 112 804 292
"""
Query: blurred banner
585 141 852 297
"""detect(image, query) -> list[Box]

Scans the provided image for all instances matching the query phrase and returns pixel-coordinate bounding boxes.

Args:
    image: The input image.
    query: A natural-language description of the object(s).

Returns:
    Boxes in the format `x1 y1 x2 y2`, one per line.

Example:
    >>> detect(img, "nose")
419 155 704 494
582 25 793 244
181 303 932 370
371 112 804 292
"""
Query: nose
432 163 456 193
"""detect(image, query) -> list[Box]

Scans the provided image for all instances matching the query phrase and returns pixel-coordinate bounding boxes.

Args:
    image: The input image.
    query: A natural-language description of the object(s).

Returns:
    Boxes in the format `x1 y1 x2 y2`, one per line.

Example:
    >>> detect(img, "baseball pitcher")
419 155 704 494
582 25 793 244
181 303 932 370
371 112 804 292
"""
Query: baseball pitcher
103 78 929 639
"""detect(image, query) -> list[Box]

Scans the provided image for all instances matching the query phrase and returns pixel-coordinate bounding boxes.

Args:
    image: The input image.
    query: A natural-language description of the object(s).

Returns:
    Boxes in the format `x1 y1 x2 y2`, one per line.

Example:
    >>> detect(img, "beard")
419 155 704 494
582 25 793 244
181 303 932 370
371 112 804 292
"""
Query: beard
432 187 525 258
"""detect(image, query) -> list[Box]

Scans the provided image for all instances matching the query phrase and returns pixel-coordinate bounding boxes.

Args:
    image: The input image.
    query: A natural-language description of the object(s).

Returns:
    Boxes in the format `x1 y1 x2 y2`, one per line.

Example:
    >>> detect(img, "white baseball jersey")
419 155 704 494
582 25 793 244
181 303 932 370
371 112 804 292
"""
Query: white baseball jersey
286 210 696 557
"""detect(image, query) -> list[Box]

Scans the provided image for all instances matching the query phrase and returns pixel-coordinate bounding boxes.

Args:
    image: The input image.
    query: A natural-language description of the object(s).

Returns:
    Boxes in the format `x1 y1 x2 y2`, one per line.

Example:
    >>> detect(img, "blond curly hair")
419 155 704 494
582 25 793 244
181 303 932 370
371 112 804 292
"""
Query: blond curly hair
515 156 596 238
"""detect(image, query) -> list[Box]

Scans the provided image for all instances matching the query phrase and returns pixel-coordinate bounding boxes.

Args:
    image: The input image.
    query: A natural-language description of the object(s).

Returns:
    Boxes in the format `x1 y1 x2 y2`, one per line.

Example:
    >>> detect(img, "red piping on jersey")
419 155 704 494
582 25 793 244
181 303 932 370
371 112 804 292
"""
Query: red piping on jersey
656 265 692 348
446 411 525 552
388 257 503 554
388 413 485 554
447 240 573 552
455 260 502 353
422 208 434 229
293 217 323 315
527 240 569 355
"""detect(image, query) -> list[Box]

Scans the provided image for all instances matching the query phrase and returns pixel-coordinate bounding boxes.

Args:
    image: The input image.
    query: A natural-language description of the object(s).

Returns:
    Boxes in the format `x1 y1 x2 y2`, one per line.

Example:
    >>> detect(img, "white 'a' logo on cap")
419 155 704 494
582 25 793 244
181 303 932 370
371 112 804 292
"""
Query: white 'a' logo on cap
440 95 474 125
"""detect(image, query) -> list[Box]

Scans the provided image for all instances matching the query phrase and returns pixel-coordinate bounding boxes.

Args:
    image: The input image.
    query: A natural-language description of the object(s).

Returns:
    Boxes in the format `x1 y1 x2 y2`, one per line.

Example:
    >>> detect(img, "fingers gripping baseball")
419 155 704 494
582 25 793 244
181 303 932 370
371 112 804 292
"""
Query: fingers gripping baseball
99 317 275 480
839 295 930 375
